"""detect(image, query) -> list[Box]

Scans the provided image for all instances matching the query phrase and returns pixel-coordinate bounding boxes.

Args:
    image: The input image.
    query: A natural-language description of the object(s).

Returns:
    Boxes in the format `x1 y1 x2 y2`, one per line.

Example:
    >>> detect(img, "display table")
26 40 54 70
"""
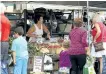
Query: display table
28 39 69 73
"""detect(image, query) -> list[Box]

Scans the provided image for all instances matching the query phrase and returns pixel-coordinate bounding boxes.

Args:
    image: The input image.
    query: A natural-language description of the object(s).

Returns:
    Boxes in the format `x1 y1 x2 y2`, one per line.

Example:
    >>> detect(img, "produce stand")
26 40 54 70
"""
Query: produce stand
27 37 70 74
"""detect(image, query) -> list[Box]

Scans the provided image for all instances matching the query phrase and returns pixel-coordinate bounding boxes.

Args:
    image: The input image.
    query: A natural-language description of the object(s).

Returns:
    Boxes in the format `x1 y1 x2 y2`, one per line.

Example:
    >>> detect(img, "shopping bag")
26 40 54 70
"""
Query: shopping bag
85 56 95 67
83 67 89 74
90 44 96 57
43 55 53 71
83 66 96 74
83 56 96 74
102 55 106 74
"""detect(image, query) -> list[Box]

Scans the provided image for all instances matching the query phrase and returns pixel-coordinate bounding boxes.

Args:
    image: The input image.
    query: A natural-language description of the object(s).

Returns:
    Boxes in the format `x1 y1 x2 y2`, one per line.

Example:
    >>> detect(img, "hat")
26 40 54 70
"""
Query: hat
14 27 24 35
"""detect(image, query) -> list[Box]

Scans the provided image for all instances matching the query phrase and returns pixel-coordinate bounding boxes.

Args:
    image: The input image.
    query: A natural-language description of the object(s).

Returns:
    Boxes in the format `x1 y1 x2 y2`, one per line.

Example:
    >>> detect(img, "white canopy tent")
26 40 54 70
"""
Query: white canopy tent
2 1 106 10
1 1 106 44
27 3 83 10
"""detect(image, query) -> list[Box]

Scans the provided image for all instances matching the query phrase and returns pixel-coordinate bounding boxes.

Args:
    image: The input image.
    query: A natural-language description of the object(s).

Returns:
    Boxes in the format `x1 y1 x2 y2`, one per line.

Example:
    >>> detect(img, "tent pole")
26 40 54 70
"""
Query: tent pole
87 1 90 46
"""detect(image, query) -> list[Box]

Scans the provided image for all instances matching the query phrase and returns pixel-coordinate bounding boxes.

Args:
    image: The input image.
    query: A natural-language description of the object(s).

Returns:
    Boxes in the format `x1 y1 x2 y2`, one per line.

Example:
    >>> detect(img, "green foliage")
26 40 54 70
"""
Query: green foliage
9 37 14 50
28 43 42 56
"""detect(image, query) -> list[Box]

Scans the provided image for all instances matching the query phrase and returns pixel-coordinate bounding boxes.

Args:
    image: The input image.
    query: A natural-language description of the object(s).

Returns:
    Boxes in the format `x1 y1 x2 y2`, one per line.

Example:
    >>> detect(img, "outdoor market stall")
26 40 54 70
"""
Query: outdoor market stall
2 1 106 74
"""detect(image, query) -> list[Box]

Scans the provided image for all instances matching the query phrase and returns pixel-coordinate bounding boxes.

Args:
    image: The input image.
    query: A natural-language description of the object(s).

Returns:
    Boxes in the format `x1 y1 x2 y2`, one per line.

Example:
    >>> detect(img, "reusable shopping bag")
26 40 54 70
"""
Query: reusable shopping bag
83 56 96 74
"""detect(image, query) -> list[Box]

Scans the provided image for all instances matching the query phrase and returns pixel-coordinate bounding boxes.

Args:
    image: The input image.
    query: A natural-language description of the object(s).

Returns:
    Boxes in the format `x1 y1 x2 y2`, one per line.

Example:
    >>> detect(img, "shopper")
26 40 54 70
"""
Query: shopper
0 3 11 74
103 17 106 26
91 14 106 74
11 27 28 74
59 42 71 74
27 14 50 43
68 18 88 74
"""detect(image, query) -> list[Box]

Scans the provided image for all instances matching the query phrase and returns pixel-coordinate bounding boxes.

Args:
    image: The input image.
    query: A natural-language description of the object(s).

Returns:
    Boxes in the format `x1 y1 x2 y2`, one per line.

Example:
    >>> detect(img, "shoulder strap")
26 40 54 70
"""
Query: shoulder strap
35 24 43 30
41 24 42 30
34 24 38 30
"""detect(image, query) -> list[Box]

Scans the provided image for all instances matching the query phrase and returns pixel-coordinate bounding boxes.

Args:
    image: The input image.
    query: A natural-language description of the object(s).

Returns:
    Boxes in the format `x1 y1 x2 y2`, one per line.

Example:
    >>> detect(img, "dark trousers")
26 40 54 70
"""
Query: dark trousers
1 42 9 74
70 54 86 74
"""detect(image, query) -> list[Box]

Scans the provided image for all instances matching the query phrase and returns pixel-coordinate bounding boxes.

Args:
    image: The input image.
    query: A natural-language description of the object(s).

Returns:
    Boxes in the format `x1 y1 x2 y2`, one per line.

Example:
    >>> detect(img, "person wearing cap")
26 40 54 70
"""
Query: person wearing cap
0 3 10 74
68 18 89 74
11 27 28 74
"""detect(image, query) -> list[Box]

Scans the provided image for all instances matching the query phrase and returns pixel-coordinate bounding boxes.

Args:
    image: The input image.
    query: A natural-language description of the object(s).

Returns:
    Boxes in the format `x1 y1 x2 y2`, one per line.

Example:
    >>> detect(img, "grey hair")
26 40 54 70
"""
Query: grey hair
0 3 6 14
92 12 105 23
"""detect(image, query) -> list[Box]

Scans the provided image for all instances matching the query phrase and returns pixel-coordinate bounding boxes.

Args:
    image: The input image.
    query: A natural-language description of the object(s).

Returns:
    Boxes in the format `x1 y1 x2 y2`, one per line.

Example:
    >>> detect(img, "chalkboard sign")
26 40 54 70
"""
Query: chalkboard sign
102 55 106 74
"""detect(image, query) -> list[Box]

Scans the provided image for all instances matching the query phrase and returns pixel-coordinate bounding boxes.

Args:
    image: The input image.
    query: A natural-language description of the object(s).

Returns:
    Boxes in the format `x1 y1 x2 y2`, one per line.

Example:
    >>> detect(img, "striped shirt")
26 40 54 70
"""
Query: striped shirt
68 27 88 55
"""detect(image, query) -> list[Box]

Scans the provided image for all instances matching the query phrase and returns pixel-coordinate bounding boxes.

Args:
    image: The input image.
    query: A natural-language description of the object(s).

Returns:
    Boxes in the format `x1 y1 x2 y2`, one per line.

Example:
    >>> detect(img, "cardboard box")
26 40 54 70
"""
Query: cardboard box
28 56 34 70
53 62 59 71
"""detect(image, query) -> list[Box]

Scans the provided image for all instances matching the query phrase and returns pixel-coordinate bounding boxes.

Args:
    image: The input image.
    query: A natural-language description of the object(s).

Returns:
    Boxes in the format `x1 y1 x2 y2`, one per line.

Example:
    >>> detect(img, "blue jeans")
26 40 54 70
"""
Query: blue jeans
102 55 106 74
1 42 9 74
14 57 28 74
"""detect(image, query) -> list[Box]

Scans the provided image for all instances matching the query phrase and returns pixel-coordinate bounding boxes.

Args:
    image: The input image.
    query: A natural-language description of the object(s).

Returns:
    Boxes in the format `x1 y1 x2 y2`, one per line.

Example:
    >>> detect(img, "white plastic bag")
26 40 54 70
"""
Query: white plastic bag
44 55 53 71
90 44 96 57
83 56 96 74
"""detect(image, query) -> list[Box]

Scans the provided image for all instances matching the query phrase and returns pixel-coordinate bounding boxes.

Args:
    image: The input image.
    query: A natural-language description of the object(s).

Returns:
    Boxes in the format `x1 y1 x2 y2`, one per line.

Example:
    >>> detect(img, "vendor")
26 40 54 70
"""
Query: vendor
27 14 50 43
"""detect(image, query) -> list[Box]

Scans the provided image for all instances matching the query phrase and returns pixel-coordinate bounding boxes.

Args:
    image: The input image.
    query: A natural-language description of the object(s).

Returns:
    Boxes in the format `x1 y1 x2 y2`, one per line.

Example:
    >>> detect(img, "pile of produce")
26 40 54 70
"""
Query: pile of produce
28 43 43 56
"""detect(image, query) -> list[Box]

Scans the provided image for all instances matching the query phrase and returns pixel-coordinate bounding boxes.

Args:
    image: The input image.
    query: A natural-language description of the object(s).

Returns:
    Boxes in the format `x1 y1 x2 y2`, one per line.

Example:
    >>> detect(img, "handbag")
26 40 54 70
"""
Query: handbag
94 42 104 52
94 24 105 52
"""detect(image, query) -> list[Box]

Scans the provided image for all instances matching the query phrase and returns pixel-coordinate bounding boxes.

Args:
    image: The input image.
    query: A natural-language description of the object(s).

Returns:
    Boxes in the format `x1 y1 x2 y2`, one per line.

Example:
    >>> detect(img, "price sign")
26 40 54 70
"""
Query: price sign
33 56 43 72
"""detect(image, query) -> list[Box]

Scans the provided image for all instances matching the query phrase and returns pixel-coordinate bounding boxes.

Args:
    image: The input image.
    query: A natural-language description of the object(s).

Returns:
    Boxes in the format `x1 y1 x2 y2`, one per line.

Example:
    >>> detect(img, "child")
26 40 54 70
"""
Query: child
11 27 28 74
59 41 71 74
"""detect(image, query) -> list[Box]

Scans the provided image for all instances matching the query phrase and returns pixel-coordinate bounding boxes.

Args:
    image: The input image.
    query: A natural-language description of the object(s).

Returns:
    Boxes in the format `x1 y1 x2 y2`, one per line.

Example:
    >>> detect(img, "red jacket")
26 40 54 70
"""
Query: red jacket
0 14 10 41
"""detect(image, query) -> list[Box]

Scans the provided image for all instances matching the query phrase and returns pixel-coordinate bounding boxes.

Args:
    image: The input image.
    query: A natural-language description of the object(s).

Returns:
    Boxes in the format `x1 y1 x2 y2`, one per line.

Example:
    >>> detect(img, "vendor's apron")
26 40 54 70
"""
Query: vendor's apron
29 24 43 44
